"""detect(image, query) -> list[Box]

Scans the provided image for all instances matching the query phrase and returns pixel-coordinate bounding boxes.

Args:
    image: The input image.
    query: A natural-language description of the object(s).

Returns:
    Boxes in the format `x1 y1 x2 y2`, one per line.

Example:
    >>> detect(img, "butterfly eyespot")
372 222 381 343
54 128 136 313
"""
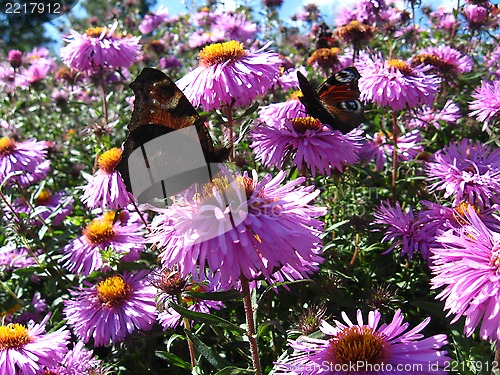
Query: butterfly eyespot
341 101 360 111
334 69 357 83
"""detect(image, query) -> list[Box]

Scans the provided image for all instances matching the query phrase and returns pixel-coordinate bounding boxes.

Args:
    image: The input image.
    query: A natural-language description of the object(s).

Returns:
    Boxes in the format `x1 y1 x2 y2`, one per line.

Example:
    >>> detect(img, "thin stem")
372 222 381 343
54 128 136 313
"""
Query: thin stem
225 104 235 163
130 198 150 233
391 111 399 204
0 279 25 307
240 276 262 375
100 68 109 128
183 316 197 368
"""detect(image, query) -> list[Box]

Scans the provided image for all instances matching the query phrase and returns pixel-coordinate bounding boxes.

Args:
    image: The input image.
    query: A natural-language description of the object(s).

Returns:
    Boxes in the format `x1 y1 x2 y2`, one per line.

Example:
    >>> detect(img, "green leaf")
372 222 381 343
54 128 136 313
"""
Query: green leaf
185 330 232 370
214 366 254 375
168 302 245 334
184 289 245 302
155 350 191 369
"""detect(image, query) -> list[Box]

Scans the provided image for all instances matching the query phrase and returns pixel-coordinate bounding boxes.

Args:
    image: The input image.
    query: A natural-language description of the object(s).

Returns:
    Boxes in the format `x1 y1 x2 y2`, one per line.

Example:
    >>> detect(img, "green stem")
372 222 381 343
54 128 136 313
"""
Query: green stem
241 276 262 375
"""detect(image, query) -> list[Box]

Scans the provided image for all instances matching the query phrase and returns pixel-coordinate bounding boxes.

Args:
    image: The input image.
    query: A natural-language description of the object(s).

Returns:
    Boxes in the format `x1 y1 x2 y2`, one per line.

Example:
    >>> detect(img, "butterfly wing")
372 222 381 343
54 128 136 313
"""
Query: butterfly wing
297 68 364 134
116 68 229 197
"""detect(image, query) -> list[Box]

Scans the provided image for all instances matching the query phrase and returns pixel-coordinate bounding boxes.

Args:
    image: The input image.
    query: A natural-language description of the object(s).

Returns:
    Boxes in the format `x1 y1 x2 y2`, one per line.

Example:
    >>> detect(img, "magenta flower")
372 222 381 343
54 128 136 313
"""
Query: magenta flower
430 207 500 342
361 129 423 171
357 55 441 111
407 100 461 130
430 8 456 31
64 271 156 346
415 45 474 74
148 171 326 288
469 79 500 130
426 139 500 208
61 210 146 276
0 314 70 375
14 189 73 226
374 200 431 259
42 341 102 375
80 147 132 210
0 137 49 187
211 13 259 43
8 49 23 68
138 6 171 34
251 114 362 176
0 245 36 271
60 22 141 73
274 309 449 374
464 4 488 27
176 40 282 111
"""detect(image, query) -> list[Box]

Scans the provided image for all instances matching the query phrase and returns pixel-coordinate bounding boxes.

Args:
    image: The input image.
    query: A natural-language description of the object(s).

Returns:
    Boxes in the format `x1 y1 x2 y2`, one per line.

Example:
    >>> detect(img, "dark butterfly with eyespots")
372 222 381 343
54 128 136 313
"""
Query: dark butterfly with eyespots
297 67 364 134
116 67 230 203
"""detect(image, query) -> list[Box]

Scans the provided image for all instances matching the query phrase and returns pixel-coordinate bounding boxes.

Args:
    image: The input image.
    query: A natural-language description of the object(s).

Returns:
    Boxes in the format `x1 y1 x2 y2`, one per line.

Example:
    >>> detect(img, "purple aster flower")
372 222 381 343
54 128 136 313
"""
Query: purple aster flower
8 49 23 68
429 8 456 31
148 171 326 288
464 4 488 27
80 147 133 210
61 210 146 276
176 41 282 111
18 59 53 87
407 100 461 130
138 6 171 34
251 115 362 176
60 22 141 73
187 30 225 48
469 79 500 130
211 13 259 44
430 207 500 342
0 245 36 271
357 54 441 111
17 292 48 325
159 55 182 70
64 271 156 346
0 314 70 375
0 137 49 187
361 129 423 171
274 309 449 374
426 139 500 208
374 200 431 259
413 45 474 75
42 341 103 375
14 189 73 226
273 67 307 91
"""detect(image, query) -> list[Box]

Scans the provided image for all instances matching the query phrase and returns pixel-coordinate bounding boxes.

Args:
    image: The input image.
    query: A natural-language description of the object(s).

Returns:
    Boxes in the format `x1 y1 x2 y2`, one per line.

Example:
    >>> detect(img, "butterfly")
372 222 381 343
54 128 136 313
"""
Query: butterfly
297 67 364 134
116 68 230 204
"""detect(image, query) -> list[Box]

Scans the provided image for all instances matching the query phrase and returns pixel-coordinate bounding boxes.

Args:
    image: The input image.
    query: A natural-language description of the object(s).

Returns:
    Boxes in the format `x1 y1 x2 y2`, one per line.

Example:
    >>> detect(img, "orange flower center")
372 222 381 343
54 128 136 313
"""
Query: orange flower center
35 189 52 205
388 59 413 75
85 26 107 38
329 326 387 365
291 117 323 133
0 137 15 156
98 147 123 173
199 41 247 67
96 275 132 307
0 323 33 350
83 211 116 244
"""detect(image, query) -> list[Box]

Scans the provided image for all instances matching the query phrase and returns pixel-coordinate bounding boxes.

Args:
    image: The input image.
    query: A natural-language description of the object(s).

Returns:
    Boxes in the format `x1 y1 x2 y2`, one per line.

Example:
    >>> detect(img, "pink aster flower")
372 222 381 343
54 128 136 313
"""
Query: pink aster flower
0 314 70 375
8 49 23 68
374 200 431 259
60 22 141 73
64 271 156 346
61 210 146 276
426 139 500 208
415 45 474 75
464 4 488 27
251 115 362 176
176 40 282 111
274 309 449 374
80 147 132 210
42 341 102 375
14 189 73 226
430 8 456 31
211 13 259 43
148 170 326 288
138 6 171 34
0 137 49 187
430 207 500 342
407 100 461 130
0 245 36 271
357 55 441 111
361 129 423 171
469 79 500 129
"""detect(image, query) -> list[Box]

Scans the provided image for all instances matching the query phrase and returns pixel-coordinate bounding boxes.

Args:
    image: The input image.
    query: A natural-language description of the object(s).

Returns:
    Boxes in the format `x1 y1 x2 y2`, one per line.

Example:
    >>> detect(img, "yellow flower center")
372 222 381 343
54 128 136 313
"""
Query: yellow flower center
291 117 323 133
336 21 376 42
0 323 33 350
199 41 247 67
453 201 479 226
289 91 302 101
388 59 413 75
307 47 341 67
96 275 132 307
83 212 116 244
329 326 387 365
0 137 15 156
98 147 123 173
35 189 52 205
413 53 450 70
85 26 107 38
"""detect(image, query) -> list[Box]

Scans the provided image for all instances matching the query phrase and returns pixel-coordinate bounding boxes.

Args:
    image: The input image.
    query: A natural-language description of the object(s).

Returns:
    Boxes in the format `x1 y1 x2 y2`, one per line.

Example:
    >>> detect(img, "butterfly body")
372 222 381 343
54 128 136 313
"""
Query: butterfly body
116 68 230 201
297 67 364 134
